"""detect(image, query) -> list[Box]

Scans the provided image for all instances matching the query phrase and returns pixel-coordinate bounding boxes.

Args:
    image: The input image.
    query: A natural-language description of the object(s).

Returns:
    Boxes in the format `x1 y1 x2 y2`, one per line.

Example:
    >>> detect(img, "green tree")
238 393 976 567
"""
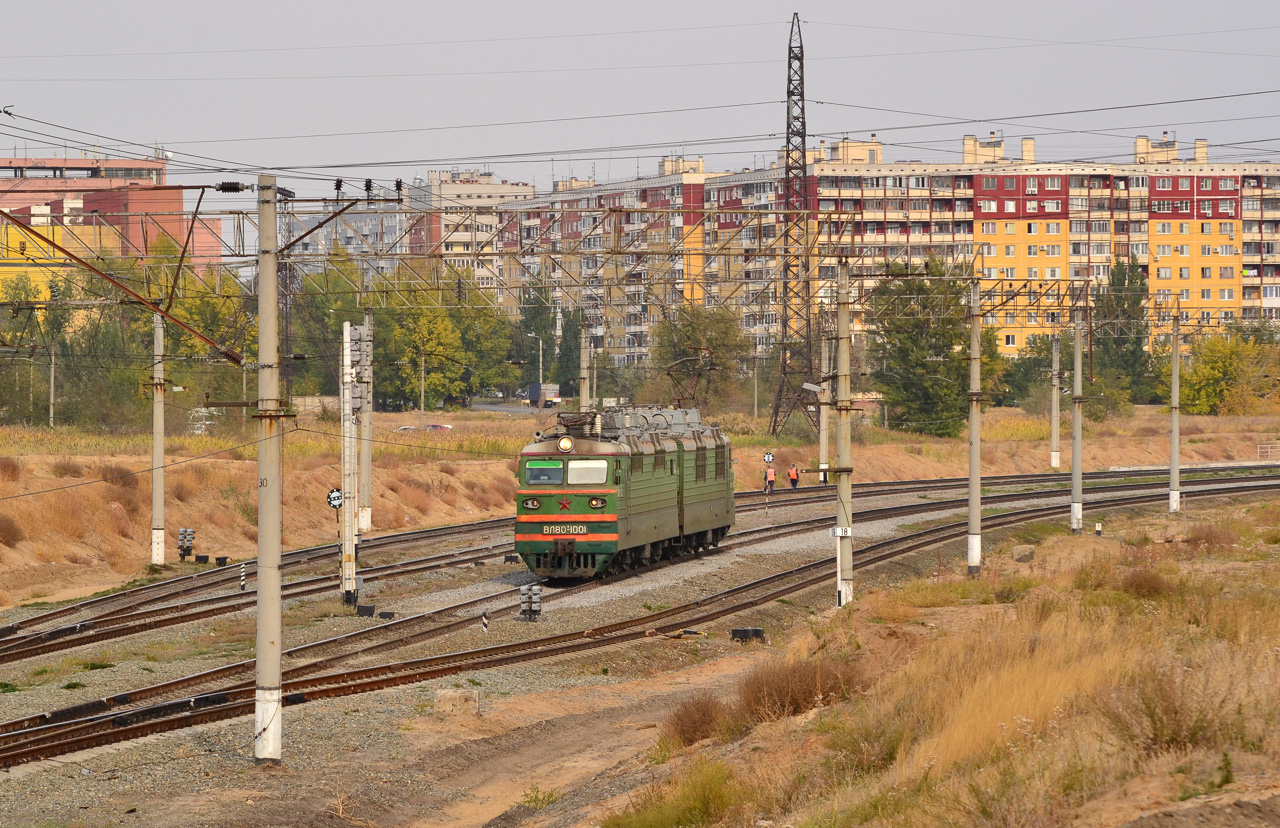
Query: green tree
868 261 1004 437
650 304 751 409
1175 335 1275 415
397 303 467 410
1092 259 1154 402
555 307 582 398
518 281 556 386
445 271 520 397
1001 334 1056 406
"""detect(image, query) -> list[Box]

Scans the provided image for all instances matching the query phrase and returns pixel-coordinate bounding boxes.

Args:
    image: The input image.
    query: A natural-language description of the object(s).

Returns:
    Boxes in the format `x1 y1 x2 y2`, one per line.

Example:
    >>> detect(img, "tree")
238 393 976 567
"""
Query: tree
868 260 1004 438
1092 258 1154 402
650 304 751 409
554 308 582 398
1174 335 1278 415
1001 334 1055 407
518 281 556 386
397 304 467 410
445 271 520 397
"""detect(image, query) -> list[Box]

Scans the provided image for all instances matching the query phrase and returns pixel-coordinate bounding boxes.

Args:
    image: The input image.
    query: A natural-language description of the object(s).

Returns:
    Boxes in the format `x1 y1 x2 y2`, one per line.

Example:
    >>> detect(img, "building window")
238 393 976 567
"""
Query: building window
1179 223 1191 234
981 222 996 233
1026 222 1038 235
1157 267 1172 279
1027 245 1039 256
1220 266 1235 279
1180 267 1191 280
1157 245 1172 256
1157 222 1172 234
1004 222 1017 234
1044 200 1062 211
1201 289 1212 300
1156 178 1172 190
1179 178 1191 190
1220 222 1235 235
979 200 997 212
1180 289 1191 301
1004 200 1016 212
1005 177 1017 190
1047 222 1061 234
1202 267 1212 279
1220 178 1238 190
1005 245 1016 256
1046 177 1061 189
1005 334 1017 347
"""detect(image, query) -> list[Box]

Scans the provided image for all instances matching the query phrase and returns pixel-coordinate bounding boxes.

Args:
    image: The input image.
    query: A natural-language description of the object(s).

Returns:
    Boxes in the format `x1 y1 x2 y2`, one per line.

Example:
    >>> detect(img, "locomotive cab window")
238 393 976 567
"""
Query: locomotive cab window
566 459 609 485
524 460 563 485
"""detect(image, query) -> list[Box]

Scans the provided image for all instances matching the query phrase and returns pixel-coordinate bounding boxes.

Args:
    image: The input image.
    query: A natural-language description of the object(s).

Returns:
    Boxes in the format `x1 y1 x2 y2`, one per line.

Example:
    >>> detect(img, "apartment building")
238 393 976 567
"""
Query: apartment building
499 133 1279 363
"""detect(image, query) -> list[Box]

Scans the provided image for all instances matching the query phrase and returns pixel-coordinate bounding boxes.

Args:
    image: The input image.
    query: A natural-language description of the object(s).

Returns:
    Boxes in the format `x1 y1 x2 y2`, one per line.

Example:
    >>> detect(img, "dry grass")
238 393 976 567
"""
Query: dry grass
0 456 22 481
661 691 728 748
1185 522 1241 553
171 474 198 503
99 462 139 489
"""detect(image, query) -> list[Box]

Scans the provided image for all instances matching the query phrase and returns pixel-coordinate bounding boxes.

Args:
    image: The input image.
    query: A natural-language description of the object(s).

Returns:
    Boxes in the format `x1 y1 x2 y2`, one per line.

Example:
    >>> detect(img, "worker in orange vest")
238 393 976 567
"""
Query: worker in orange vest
788 463 800 489
764 465 776 494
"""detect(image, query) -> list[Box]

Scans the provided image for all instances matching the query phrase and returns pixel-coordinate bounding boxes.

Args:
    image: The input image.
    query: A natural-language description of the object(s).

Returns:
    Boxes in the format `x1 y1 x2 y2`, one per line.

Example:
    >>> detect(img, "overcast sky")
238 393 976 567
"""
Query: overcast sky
3 0 1279 197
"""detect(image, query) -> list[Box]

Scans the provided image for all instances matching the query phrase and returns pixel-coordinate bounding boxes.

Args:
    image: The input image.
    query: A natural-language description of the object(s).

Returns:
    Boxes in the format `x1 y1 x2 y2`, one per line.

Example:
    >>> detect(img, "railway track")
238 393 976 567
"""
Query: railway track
1 474 1277 771
1 469 1276 666
2 463 1264 647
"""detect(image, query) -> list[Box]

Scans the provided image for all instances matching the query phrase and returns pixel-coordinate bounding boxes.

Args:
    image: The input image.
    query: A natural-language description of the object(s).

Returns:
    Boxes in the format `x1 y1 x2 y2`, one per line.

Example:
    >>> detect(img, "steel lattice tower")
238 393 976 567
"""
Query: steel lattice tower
769 12 816 435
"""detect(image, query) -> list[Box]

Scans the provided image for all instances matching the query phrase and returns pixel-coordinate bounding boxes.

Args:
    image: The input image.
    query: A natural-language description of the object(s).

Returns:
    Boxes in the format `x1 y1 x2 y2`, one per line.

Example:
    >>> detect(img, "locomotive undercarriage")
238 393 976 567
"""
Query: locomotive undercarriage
529 526 730 581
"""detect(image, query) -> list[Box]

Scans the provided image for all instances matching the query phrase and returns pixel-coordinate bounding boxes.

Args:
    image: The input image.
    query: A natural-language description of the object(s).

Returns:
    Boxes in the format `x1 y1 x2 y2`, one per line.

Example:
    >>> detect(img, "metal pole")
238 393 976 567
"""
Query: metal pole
818 334 830 485
1050 334 1060 469
835 259 854 606
1071 319 1084 533
592 349 600 411
358 308 373 533
253 174 284 764
1170 313 1181 513
419 352 425 430
579 327 590 412
340 322 359 604
47 346 54 427
538 337 543 386
151 314 165 567
967 280 982 576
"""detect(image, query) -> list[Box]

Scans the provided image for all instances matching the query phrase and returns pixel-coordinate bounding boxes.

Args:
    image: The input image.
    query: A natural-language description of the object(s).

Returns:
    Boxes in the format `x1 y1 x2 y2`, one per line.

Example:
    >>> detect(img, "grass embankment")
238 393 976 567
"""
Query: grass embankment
607 499 1280 827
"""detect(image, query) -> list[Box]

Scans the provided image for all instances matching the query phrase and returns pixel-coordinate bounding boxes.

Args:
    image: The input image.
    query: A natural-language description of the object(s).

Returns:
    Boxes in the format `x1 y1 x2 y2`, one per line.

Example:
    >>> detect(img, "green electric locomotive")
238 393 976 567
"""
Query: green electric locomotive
515 407 734 579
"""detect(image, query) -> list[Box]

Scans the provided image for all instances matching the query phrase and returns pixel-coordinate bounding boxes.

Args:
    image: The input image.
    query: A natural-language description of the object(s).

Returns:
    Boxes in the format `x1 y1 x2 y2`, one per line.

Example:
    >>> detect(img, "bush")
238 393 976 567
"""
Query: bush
100 463 139 489
51 457 83 478
0 456 22 481
737 657 864 725
172 477 197 503
661 691 727 748
0 515 24 546
1097 659 1228 755
1186 523 1240 553
1121 568 1172 599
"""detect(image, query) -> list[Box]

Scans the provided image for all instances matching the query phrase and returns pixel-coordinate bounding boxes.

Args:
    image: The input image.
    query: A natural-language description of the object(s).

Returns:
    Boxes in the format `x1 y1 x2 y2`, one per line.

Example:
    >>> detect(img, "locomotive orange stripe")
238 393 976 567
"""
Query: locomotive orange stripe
514 533 619 542
516 514 617 522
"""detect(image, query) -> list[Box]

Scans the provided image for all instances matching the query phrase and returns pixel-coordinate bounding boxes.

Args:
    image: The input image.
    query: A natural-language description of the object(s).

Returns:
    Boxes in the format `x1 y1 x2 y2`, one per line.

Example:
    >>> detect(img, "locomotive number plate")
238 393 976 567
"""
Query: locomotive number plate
543 525 588 535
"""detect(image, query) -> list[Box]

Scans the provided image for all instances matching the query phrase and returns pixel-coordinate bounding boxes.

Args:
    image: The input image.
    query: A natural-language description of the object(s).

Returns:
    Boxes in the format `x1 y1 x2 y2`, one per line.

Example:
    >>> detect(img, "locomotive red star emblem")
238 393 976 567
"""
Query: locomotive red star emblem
557 497 572 511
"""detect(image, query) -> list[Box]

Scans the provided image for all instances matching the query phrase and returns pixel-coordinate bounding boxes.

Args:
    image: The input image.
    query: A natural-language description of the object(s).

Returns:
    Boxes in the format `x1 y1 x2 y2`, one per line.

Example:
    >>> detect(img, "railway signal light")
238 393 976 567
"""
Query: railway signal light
519 584 543 621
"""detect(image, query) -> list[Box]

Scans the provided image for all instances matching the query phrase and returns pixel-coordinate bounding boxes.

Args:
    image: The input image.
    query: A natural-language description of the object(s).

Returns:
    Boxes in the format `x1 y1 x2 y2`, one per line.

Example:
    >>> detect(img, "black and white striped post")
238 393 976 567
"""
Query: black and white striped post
481 611 489 634
240 563 247 591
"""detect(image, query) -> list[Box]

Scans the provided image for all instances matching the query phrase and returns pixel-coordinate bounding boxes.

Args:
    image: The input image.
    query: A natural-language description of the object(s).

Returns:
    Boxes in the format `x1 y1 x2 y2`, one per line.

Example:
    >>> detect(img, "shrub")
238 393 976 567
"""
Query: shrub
1186 523 1240 553
1097 659 1228 755
171 477 198 503
438 461 460 477
1121 568 1173 599
0 515 24 546
100 463 139 489
661 690 727 748
51 457 83 478
0 456 22 481
737 657 864 725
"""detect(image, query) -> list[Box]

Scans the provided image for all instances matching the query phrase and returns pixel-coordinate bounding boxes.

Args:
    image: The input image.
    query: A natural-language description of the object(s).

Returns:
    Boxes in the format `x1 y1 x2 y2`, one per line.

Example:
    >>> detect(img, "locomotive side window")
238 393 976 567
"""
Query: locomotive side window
630 454 644 473
525 460 564 485
567 459 609 484
714 446 726 479
695 447 707 482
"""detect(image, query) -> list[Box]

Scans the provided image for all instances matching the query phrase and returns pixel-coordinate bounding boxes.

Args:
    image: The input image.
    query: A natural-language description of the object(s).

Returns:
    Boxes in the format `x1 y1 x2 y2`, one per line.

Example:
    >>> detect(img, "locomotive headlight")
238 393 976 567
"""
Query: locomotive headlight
557 436 574 453
522 498 540 510
589 497 607 509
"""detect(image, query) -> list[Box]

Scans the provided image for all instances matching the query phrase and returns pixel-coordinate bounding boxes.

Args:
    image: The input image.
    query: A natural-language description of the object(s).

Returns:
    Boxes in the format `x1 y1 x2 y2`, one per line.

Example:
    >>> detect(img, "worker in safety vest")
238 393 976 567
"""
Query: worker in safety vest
764 465 776 494
788 463 799 489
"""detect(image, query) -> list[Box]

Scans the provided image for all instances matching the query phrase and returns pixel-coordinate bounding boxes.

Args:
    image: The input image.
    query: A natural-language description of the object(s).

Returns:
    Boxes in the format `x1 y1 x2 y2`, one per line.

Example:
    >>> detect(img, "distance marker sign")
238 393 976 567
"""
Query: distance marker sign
327 488 344 509
763 452 774 464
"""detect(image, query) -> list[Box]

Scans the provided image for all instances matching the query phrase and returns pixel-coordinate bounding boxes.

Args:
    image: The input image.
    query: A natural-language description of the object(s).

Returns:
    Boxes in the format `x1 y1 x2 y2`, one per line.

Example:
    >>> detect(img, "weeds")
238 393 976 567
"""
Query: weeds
50 456 83 478
602 759 736 828
1096 658 1229 755
661 691 727 748
520 785 562 810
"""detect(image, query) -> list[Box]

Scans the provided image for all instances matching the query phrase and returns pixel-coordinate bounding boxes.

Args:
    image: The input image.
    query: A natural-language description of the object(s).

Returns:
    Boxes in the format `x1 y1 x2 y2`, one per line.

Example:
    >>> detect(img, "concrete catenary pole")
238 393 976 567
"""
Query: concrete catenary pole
1050 334 1061 469
818 333 830 485
835 259 854 606
1071 319 1084 533
358 308 373 533
967 280 982 576
1170 313 1181 513
254 174 284 764
151 313 165 566
48 345 55 427
579 327 590 412
340 322 359 604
